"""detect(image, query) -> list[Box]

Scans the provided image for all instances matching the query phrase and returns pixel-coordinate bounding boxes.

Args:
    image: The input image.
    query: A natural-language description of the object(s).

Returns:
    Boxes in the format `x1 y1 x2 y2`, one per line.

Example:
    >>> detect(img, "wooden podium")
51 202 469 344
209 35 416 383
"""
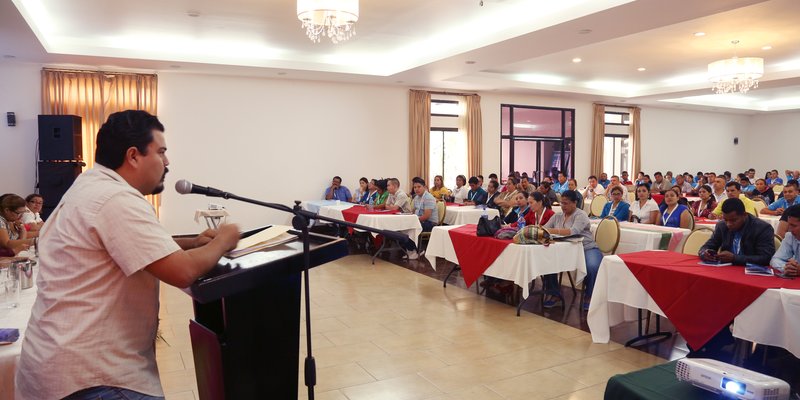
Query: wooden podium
186 228 348 399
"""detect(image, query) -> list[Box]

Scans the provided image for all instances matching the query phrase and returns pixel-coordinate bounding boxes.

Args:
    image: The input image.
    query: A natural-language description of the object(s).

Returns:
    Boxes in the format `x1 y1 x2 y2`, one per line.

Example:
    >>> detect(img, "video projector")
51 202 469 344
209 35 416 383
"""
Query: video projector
676 358 790 400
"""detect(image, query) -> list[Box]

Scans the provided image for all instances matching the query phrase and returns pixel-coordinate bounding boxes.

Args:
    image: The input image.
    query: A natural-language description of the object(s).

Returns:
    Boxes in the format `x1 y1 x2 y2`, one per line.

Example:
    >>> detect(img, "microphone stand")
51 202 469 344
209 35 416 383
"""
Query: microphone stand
198 189 414 400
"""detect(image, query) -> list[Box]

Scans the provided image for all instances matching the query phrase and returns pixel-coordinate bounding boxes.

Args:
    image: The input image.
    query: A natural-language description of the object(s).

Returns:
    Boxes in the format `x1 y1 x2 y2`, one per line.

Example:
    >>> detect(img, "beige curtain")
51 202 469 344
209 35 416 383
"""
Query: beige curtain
629 106 642 175
590 104 605 176
408 90 431 184
41 69 161 214
465 95 483 178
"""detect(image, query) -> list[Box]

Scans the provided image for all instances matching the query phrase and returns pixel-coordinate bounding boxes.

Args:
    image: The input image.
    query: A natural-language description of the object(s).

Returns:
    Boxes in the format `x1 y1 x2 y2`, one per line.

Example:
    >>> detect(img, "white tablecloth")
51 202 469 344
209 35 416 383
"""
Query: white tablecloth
318 205 423 246
304 200 349 226
425 225 586 299
443 206 500 225
589 221 690 254
587 255 800 358
0 268 37 400
696 215 782 231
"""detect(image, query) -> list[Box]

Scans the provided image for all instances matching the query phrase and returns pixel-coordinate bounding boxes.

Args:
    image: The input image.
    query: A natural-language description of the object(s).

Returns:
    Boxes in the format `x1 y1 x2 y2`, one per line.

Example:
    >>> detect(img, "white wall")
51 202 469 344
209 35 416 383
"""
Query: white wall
157 73 408 233
748 111 800 177
0 62 41 196
639 107 752 175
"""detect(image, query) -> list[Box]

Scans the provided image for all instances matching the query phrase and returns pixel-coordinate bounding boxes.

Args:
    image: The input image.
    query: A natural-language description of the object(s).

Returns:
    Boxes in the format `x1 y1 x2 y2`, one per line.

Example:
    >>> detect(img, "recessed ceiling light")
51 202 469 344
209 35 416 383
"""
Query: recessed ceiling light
572 57 582 63
694 32 706 37
187 10 201 17
578 29 592 34
637 67 646 71
762 45 772 50
277 72 287 75
619 100 627 103
395 80 404 83
465 60 476 64
168 64 181 68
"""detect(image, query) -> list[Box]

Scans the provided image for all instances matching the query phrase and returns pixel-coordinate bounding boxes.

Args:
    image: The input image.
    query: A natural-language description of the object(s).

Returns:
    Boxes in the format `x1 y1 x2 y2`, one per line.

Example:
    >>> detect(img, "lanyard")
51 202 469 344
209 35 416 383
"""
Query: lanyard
535 210 544 225
662 205 678 225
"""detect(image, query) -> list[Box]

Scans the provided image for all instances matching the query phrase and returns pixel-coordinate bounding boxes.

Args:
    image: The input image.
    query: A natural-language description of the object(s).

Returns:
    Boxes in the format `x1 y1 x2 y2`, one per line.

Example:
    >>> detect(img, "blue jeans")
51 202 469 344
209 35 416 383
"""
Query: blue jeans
64 386 164 400
420 220 434 232
542 247 604 298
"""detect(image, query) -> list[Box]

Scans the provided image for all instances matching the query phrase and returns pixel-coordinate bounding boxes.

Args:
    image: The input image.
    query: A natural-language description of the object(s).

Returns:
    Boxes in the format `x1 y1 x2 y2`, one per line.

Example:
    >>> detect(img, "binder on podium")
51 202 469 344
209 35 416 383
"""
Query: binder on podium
186 226 348 400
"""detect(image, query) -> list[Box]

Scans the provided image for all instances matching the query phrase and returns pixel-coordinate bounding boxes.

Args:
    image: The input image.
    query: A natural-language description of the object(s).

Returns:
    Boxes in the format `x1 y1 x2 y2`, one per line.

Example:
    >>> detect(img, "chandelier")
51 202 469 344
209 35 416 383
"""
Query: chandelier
707 41 763 94
297 0 359 44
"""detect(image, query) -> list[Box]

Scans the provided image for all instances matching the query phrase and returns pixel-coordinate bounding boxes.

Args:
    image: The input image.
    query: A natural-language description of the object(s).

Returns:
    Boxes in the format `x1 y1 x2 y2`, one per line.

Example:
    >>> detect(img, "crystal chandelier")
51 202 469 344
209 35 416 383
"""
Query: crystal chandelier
297 0 359 44
707 41 764 94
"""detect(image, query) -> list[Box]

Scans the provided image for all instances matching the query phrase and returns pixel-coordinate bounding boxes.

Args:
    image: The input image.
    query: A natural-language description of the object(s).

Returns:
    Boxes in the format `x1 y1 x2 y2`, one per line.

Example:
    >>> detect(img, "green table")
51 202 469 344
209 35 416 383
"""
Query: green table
605 360 723 399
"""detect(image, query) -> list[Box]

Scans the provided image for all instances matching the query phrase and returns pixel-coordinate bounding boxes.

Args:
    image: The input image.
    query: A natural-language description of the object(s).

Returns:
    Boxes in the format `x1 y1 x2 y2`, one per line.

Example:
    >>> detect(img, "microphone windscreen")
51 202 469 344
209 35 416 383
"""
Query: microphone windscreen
175 179 192 194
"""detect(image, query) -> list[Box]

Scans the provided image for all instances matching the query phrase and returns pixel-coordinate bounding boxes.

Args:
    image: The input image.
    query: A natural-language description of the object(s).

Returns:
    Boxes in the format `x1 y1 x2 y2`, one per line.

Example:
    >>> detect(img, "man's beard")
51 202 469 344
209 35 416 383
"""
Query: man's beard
150 168 168 195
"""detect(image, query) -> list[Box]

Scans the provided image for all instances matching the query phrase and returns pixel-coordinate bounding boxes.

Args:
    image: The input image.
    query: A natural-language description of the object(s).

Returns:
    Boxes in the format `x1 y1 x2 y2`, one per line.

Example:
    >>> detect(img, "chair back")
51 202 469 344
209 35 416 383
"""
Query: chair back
752 198 768 215
774 234 782 252
436 201 446 225
594 217 620 254
685 209 695 231
590 195 609 217
773 184 784 194
681 227 713 255
625 184 635 192
627 191 636 203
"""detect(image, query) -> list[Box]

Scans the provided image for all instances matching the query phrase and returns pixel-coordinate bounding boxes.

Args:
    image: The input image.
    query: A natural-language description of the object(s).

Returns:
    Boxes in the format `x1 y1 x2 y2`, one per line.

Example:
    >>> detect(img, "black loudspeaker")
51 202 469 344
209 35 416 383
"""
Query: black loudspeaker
38 115 83 161
38 161 83 220
6 112 15 127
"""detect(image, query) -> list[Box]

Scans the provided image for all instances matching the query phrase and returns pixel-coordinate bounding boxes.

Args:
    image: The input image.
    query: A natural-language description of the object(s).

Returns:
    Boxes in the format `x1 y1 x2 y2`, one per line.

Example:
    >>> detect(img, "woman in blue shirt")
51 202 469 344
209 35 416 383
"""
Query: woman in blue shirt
503 192 530 225
657 189 692 228
352 177 370 204
599 186 630 220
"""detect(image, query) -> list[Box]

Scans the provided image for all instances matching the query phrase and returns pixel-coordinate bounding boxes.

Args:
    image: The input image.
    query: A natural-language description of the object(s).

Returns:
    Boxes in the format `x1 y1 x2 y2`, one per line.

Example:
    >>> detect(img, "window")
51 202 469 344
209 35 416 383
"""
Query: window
602 110 631 177
500 104 575 183
429 97 467 187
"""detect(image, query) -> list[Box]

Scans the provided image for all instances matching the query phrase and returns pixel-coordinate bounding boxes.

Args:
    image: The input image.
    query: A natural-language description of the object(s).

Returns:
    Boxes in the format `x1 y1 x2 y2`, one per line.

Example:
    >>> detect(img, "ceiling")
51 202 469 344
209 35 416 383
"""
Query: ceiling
2 0 799 113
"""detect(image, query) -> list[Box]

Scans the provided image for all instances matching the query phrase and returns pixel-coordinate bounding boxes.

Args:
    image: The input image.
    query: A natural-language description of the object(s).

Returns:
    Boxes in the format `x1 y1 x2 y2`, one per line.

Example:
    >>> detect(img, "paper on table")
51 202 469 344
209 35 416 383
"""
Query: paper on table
226 225 297 258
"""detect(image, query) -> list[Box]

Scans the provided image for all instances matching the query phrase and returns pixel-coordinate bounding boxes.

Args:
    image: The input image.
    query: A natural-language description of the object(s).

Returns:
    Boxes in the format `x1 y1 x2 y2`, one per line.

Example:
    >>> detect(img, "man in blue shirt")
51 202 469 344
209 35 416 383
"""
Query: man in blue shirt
464 176 488 205
412 177 438 232
553 172 569 194
767 170 784 187
761 180 799 216
739 176 755 194
770 205 800 277
323 176 351 201
598 173 611 188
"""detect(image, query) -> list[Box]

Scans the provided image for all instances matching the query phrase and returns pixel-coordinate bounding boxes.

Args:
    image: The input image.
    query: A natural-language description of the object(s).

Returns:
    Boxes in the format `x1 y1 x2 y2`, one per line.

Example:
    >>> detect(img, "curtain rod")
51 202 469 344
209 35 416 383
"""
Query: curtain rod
425 90 478 97
595 102 639 109
42 67 157 77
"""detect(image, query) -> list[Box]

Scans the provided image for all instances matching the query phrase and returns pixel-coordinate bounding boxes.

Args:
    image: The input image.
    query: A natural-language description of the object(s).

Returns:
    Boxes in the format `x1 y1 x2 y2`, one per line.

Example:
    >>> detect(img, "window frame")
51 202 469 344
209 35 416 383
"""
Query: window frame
500 104 576 181
431 99 460 117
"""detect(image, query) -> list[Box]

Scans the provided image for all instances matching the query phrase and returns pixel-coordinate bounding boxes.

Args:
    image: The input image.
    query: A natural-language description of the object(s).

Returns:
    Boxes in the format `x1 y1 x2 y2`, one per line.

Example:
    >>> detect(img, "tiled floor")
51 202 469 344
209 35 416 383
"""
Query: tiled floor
155 254 667 400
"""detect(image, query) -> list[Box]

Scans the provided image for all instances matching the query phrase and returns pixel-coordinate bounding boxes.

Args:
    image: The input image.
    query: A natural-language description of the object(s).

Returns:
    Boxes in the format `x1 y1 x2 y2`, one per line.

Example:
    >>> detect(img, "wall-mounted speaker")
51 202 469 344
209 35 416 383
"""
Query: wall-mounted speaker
6 112 15 127
734 137 739 145
38 114 83 161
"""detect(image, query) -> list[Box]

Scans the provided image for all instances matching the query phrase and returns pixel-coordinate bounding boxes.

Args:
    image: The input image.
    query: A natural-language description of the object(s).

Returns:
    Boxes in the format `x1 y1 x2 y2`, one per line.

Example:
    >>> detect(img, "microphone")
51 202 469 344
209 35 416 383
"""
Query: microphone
175 179 227 198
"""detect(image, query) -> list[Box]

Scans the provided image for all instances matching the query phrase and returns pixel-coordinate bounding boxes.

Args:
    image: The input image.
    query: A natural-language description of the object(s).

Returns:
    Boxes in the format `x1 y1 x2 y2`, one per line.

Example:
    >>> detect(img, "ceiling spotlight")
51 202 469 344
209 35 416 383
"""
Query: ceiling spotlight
465 60 476 64
578 29 592 34
693 32 706 37
395 80 404 83
277 72 287 75
186 10 201 17
637 67 646 71
762 45 772 50
168 64 181 68
572 57 582 63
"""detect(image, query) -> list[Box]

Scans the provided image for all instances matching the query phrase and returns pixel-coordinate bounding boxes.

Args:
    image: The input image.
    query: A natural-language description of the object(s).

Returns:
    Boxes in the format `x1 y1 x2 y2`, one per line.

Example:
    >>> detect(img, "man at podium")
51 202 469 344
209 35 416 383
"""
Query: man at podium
16 110 240 400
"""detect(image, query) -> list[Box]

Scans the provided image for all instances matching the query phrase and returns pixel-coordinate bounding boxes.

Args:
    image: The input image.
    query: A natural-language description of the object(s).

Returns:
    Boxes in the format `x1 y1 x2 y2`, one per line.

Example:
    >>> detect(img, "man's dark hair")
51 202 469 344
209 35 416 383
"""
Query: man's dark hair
737 173 747 180
561 190 579 203
740 177 751 184
588 175 597 180
488 173 498 179
724 171 732 178
506 176 518 185
488 180 499 190
721 197 746 215
477 175 484 180
468 176 479 185
786 179 799 189
726 181 741 190
621 171 628 175
412 176 425 186
748 168 756 173
654 171 662 177
95 110 164 169
540 181 551 189
784 204 800 220
376 179 388 191
333 176 342 182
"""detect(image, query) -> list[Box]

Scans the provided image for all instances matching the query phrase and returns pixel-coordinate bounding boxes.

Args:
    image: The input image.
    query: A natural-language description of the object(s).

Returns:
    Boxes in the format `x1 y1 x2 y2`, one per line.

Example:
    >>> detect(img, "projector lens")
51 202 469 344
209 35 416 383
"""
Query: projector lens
721 378 746 395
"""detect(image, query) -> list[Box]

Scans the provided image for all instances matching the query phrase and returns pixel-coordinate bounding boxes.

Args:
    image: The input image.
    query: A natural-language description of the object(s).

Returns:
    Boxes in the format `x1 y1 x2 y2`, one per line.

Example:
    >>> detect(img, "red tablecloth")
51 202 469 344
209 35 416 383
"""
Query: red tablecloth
340 206 399 233
448 224 513 287
651 193 664 205
445 202 462 207
618 251 800 349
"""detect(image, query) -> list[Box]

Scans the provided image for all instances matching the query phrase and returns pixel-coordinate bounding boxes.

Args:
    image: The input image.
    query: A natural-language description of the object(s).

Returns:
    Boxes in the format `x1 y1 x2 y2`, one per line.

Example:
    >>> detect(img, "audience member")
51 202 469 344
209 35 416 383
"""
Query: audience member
352 177 369 204
629 183 659 224
693 175 708 191
0 194 33 255
495 177 519 214
739 177 755 193
770 204 800 277
657 190 692 228
598 173 610 188
518 177 534 195
463 176 488 206
785 169 800 182
429 175 451 201
543 190 602 310
752 178 775 205
477 175 485 189
411 177 438 232
761 180 799 216
675 174 693 194
607 175 627 200
553 172 569 194
650 171 669 194
711 176 728 204
634 171 646 186
620 171 632 185
324 176 351 201
767 169 784 187
691 185 717 219
488 173 499 185
710 182 757 218
511 192 553 228
373 179 390 209
537 181 559 207
503 192 530 225
385 178 413 213
485 181 501 211
669 186 689 207
450 175 468 204
568 179 583 209
700 198 775 265
665 171 675 184
600 186 630 220
22 193 45 237
581 175 606 200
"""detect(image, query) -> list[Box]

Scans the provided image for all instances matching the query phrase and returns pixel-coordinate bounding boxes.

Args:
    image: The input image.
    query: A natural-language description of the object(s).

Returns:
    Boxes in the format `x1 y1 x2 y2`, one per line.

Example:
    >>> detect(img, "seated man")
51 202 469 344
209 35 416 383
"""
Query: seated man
770 205 800 276
538 181 559 207
385 178 413 213
761 180 800 216
464 176 488 205
582 175 606 200
477 175 485 190
323 176 351 201
598 173 610 188
710 182 757 219
711 176 728 204
785 169 800 183
775 204 800 239
674 174 693 194
411 177 439 232
650 171 669 194
738 176 755 194
552 172 569 194
620 171 633 185
767 169 784 187
607 175 628 201
518 177 534 195
700 198 775 266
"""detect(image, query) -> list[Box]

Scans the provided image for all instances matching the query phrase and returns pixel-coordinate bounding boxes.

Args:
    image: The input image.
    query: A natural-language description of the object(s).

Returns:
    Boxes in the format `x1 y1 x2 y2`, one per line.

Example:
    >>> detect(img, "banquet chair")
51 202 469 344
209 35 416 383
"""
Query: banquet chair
680 227 714 255
774 234 782 251
773 184 784 194
417 201 447 252
589 195 609 217
576 217 620 308
686 210 696 231
752 198 768 215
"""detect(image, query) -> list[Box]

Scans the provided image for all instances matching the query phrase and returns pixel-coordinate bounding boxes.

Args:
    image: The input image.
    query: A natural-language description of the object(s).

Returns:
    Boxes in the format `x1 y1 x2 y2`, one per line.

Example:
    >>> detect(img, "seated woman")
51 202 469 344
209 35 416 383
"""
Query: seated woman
511 192 554 227
599 186 630 220
542 190 603 310
502 192 530 225
629 183 659 224
372 179 390 209
670 185 689 206
485 181 501 211
22 193 45 238
568 179 583 210
429 175 451 202
0 194 34 256
691 184 716 219
751 178 775 205
449 175 468 204
494 177 519 215
352 177 370 204
657 189 692 229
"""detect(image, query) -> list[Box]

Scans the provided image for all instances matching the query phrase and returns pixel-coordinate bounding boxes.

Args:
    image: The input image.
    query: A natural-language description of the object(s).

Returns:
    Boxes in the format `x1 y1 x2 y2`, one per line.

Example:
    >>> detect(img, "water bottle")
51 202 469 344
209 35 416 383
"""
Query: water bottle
517 213 526 230
481 205 488 219
367 194 374 211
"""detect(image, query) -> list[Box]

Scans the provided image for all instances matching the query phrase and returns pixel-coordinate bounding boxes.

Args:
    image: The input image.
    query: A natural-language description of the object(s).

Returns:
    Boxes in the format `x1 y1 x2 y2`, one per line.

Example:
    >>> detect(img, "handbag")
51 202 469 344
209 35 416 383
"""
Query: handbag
476 216 502 237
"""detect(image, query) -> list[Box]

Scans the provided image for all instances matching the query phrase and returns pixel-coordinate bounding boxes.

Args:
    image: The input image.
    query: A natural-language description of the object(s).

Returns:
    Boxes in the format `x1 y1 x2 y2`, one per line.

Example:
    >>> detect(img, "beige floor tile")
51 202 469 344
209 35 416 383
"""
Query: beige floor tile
309 362 377 392
482 344 577 374
298 389 350 400
164 391 196 400
160 368 199 395
605 347 667 368
550 353 641 387
371 330 452 354
486 368 588 399
549 383 608 400
156 351 186 374
418 359 520 393
423 385 505 400
357 350 448 380
313 341 389 368
322 324 399 346
341 373 443 400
